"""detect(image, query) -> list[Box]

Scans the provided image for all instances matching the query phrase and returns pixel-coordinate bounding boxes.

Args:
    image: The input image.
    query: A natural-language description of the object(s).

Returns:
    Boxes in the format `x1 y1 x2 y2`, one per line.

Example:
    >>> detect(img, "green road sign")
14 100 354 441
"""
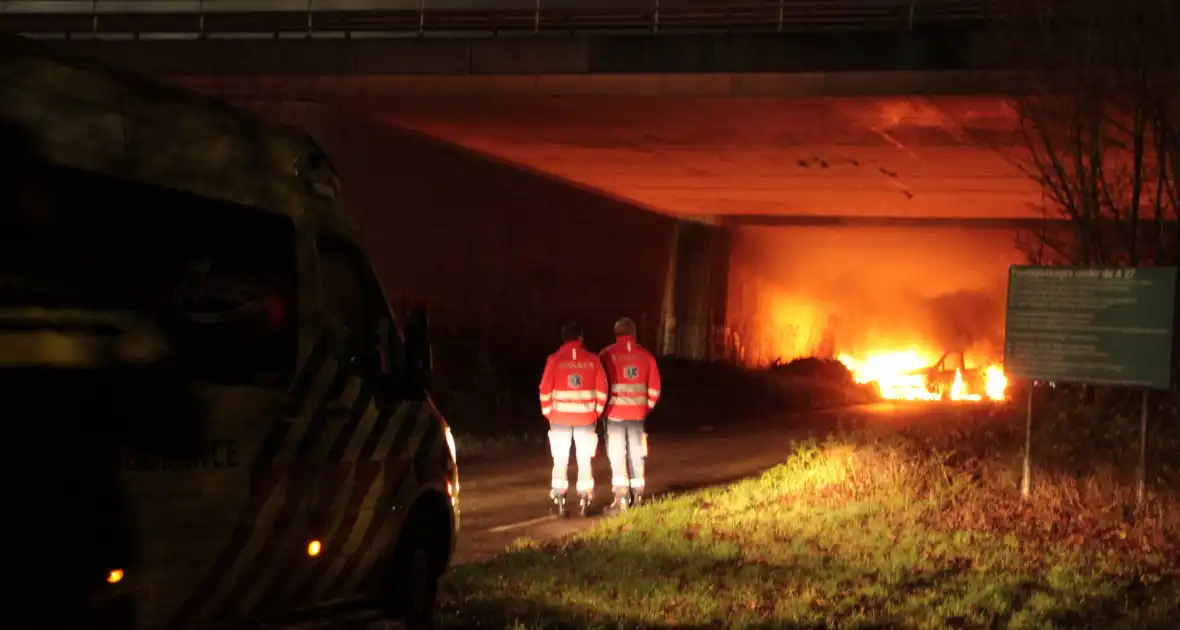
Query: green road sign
1004 266 1178 390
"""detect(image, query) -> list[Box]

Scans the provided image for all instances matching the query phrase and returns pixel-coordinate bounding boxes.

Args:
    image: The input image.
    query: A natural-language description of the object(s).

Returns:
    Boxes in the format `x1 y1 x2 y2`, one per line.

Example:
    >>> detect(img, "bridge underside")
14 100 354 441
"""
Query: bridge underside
338 93 1039 362
356 94 1040 226
335 93 1039 364
168 82 1046 363
172 78 1040 227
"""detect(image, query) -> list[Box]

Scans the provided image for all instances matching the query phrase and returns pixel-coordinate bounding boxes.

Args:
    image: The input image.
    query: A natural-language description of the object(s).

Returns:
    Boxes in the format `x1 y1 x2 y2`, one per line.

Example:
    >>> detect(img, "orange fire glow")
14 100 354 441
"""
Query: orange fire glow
727 225 1023 404
837 349 1008 402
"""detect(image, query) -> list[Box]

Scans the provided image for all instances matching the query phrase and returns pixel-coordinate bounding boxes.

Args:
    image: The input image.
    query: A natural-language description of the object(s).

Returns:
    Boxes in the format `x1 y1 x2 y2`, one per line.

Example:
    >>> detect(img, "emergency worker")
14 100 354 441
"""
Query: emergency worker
538 321 608 517
599 317 661 514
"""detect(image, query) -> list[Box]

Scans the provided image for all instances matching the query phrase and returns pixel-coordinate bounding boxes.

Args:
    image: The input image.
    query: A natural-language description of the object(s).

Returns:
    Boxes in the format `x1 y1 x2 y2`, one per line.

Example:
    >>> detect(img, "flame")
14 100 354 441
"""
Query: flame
984 364 1008 401
837 349 939 400
950 368 972 400
838 349 1008 402
737 284 1010 403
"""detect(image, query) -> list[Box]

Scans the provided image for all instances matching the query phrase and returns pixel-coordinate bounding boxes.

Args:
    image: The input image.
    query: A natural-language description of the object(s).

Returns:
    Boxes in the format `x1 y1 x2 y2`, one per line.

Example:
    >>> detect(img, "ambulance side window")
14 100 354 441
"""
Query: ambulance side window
0 158 298 387
316 232 399 380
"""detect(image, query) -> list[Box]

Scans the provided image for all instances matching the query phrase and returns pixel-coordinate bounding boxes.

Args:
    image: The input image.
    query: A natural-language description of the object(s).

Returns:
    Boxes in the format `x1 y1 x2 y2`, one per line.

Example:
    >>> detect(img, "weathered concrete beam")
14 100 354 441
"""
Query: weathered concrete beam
28 29 1010 76
721 215 1179 229
168 70 1029 98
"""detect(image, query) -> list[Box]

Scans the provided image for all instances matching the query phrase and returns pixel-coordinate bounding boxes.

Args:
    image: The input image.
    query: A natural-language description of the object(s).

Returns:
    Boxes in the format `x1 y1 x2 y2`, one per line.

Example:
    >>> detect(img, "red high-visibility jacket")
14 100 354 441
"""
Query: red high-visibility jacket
539 340 608 427
599 335 662 421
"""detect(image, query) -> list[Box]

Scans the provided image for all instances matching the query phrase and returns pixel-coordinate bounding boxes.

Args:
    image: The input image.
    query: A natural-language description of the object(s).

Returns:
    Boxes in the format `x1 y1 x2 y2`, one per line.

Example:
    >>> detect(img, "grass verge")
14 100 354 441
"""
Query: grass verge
440 408 1180 629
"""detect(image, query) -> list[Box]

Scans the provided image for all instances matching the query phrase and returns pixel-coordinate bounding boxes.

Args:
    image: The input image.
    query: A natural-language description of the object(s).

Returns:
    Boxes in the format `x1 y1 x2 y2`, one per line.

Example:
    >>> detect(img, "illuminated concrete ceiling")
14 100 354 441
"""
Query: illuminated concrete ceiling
368 95 1040 221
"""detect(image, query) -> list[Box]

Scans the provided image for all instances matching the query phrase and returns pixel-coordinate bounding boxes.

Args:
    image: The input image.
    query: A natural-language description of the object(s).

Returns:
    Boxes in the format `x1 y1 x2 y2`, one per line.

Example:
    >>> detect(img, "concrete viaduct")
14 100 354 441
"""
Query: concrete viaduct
4 2 1050 363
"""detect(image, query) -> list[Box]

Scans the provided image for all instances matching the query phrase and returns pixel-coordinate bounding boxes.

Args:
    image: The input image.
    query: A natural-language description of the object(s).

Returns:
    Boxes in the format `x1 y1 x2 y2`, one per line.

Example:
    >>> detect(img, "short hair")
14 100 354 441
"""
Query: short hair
613 317 637 337
561 321 583 343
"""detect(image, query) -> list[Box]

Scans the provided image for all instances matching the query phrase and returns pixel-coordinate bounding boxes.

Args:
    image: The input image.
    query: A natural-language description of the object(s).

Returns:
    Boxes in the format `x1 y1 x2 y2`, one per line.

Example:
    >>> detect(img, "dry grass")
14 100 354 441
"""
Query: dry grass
439 400 1180 629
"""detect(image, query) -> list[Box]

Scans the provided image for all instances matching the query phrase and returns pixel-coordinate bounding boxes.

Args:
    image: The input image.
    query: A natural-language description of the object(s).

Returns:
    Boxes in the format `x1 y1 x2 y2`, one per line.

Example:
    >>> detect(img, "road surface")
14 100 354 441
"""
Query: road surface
451 402 937 564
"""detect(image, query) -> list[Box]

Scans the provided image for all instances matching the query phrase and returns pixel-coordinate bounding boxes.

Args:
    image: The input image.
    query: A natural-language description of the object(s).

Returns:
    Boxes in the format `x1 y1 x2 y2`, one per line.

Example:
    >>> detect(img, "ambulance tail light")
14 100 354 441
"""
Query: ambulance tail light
106 569 124 584
264 290 290 328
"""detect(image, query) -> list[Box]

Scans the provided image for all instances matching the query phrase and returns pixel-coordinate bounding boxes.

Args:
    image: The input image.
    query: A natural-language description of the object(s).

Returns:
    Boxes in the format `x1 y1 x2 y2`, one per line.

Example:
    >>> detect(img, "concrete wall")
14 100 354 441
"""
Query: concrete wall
235 101 677 352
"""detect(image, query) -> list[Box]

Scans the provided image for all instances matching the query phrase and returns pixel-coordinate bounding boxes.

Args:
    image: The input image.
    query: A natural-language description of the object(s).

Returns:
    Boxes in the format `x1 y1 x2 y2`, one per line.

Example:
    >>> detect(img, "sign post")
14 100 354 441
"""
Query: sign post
1022 385 1033 497
1138 391 1149 504
1003 266 1178 501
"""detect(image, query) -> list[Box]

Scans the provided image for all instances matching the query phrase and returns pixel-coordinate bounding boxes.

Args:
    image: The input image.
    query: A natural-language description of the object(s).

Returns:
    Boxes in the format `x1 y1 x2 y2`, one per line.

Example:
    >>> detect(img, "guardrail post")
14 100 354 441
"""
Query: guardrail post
653 0 660 33
198 0 205 38
305 0 313 38
534 0 540 33
418 0 426 36
777 0 784 32
907 1 915 31
90 0 97 38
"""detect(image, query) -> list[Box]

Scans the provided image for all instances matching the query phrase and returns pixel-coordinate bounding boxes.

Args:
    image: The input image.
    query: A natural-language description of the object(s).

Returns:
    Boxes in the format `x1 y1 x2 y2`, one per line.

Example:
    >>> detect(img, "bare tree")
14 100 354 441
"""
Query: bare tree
997 0 1179 267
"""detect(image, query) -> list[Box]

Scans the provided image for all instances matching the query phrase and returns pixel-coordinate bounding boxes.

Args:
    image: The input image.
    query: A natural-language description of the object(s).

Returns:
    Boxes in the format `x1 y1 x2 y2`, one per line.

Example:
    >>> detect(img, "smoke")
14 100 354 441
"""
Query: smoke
729 226 1024 364
923 290 1005 357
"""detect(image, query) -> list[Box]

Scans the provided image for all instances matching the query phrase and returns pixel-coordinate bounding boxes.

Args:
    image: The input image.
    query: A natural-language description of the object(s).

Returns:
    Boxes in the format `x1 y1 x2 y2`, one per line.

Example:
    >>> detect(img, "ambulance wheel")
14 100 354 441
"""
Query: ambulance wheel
382 500 448 630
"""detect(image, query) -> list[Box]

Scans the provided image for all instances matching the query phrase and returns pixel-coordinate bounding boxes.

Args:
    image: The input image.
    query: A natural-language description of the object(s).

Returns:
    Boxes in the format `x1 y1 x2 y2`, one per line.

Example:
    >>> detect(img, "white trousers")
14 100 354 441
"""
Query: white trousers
548 424 598 494
606 419 646 493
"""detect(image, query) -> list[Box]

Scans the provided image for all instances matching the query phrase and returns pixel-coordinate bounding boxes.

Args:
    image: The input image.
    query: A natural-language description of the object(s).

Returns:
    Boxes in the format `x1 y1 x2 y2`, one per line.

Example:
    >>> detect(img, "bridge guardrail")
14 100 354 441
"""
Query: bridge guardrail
0 0 1002 38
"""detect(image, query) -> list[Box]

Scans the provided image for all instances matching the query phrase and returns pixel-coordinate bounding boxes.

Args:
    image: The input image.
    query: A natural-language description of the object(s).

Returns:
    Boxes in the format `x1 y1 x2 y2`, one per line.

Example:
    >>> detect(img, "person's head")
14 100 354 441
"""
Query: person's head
561 321 583 343
613 317 637 338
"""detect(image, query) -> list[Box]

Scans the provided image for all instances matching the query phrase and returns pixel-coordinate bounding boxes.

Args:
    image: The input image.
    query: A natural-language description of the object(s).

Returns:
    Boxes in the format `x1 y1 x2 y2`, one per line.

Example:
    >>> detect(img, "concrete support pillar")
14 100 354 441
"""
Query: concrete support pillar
663 220 731 361
656 220 681 357
707 227 732 360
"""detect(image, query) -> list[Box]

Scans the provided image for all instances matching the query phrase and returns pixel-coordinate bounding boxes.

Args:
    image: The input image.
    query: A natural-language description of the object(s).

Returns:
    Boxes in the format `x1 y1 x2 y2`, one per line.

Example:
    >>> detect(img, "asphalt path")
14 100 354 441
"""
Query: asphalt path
450 401 946 565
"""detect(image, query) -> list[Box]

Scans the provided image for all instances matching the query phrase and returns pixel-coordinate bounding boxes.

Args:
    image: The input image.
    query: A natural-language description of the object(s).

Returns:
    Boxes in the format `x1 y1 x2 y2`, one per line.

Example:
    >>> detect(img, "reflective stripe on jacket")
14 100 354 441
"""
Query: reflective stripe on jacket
599 335 661 421
539 340 608 427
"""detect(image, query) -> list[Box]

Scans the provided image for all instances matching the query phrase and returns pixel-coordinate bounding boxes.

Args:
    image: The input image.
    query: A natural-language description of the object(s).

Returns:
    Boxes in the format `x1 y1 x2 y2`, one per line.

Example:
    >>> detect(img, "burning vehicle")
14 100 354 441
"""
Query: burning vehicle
837 349 1007 402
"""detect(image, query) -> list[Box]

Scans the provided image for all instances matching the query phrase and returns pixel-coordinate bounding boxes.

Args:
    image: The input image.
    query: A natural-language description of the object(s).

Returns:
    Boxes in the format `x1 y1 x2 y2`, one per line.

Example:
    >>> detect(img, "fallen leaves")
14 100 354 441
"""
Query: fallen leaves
745 554 771 567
